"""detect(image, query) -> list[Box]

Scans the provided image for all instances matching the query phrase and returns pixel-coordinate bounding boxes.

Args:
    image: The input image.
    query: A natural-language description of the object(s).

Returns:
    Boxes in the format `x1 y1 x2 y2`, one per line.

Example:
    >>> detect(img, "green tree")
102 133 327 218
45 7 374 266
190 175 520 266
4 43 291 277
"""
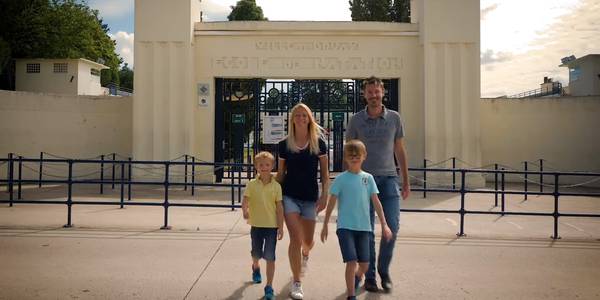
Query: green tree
0 0 121 89
349 0 410 22
228 0 268 21
118 63 134 91
349 0 392 21
391 0 411 22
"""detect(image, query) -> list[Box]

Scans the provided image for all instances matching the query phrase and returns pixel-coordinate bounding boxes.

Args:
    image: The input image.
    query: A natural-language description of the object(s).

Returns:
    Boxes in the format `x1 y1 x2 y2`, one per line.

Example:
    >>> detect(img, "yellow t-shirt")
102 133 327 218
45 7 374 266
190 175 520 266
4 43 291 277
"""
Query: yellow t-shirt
243 175 282 228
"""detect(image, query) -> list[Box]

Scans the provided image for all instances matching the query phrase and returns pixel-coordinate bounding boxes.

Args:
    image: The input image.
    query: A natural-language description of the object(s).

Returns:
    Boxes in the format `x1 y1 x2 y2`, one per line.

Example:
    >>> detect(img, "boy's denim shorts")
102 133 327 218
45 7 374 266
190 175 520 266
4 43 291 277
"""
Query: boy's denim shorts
283 195 317 221
336 228 370 263
250 227 278 261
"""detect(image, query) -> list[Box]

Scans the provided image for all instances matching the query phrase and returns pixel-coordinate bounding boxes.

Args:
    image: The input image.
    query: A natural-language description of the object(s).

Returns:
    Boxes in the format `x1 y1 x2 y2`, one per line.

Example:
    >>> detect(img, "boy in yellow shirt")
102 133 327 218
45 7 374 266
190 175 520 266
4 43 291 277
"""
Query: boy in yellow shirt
242 151 284 300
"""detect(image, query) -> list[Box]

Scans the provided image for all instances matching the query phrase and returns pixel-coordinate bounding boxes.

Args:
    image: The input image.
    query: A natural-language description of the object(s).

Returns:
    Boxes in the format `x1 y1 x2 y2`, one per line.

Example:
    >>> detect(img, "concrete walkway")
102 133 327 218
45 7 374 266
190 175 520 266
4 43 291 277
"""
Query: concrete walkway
1 186 600 299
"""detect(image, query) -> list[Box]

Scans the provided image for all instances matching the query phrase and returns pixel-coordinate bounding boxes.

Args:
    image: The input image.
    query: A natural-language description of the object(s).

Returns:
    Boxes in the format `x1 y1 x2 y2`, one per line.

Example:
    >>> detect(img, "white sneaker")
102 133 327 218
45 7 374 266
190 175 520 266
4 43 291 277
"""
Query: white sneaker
302 254 309 268
290 281 304 299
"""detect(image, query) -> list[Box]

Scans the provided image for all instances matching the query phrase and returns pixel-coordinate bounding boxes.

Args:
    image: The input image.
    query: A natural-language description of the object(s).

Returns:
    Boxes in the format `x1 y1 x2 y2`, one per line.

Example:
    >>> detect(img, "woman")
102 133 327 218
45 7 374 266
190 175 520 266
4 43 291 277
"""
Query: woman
276 103 329 300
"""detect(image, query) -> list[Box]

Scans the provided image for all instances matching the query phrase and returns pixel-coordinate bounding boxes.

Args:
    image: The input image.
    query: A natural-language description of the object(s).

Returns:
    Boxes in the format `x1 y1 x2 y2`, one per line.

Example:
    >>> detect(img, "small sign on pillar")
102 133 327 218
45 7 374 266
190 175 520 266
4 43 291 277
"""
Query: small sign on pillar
197 83 210 107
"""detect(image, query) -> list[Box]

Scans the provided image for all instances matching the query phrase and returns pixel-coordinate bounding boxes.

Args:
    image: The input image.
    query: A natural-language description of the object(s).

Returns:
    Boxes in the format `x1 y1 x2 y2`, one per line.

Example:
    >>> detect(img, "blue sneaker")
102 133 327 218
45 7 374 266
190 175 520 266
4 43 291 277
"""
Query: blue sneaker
264 285 274 300
252 266 262 283
354 275 362 293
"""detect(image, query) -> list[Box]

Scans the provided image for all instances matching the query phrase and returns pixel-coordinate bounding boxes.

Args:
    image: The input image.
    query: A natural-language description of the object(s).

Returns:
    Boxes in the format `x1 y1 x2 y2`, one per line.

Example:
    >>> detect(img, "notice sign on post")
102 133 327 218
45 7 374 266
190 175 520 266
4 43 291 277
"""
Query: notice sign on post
262 115 285 144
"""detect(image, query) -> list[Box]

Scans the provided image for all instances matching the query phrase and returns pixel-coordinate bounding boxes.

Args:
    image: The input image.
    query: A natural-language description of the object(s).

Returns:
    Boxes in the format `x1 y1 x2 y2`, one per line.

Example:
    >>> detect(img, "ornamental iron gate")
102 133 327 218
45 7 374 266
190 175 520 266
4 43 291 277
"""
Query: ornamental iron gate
214 78 398 181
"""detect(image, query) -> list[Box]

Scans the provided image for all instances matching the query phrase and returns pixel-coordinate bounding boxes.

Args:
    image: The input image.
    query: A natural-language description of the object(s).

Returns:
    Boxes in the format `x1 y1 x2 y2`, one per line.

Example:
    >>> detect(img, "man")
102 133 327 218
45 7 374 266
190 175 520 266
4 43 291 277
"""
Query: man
345 76 411 292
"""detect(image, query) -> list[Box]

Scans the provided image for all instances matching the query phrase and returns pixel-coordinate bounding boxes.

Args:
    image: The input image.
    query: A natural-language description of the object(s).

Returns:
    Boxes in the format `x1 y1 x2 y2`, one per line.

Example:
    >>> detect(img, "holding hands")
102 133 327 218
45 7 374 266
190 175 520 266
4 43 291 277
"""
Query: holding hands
316 193 327 213
320 223 329 243
381 224 392 241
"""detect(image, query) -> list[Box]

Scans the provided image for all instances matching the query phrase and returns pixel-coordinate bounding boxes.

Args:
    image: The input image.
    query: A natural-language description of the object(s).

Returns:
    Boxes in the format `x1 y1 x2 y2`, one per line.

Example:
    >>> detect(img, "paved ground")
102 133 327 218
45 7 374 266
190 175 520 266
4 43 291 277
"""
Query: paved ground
1 185 600 299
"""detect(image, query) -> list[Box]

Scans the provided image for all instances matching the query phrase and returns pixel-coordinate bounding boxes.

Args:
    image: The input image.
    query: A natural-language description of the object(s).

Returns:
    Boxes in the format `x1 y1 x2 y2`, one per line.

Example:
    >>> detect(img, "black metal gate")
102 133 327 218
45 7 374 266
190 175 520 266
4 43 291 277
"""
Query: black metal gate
214 78 398 181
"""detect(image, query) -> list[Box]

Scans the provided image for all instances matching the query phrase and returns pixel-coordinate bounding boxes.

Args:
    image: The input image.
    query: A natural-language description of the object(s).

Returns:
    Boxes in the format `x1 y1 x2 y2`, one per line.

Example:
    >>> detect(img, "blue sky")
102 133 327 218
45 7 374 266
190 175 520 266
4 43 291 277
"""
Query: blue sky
87 0 600 97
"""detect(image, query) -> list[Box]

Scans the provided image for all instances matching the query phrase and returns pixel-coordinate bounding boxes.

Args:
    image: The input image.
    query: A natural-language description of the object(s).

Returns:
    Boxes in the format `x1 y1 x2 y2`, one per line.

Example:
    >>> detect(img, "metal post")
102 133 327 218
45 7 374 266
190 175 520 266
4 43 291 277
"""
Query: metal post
127 157 132 201
423 159 427 199
457 170 466 237
38 152 43 188
494 164 498 207
161 162 171 230
501 168 505 216
551 173 560 239
120 162 125 209
524 161 528 200
184 154 188 191
231 166 239 211
64 160 73 228
231 163 235 210
8 153 14 207
452 157 456 190
17 156 22 200
238 163 242 205
539 159 544 193
191 156 195 196
100 154 104 194
111 153 116 189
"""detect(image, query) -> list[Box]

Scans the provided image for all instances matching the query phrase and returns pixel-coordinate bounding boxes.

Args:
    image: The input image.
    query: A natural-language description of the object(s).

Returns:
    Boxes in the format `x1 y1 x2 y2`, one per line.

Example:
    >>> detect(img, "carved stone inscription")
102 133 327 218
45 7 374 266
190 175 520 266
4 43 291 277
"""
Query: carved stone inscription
211 56 402 72
255 41 360 51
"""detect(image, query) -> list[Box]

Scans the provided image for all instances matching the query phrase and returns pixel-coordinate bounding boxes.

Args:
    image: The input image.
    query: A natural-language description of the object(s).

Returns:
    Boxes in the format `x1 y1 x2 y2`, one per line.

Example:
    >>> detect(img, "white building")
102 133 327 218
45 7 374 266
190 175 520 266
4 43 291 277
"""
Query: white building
15 58 109 96
560 54 600 96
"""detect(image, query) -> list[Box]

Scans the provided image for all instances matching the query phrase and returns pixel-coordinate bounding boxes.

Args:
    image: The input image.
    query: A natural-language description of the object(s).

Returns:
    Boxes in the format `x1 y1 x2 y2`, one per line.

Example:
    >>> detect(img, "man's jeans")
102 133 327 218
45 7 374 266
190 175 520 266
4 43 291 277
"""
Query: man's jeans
366 176 400 281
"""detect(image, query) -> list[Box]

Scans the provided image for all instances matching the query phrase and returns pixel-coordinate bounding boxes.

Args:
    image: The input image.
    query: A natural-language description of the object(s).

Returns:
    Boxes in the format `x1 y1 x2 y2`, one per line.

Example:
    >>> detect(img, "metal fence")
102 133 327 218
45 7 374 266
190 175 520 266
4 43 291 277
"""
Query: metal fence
0 153 251 230
1 153 599 238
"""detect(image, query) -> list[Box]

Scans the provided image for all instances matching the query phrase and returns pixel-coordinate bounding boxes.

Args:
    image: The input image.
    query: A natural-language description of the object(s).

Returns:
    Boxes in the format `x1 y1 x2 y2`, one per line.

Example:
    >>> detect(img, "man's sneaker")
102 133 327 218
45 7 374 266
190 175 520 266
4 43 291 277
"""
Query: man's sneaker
364 278 379 292
346 296 357 300
251 266 261 284
381 275 393 292
264 285 274 300
290 281 304 299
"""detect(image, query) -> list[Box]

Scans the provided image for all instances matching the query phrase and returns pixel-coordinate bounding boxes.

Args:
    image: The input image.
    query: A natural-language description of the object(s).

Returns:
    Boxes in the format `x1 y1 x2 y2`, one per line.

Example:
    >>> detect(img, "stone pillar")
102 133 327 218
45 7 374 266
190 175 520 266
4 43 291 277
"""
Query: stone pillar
133 0 200 161
418 0 484 187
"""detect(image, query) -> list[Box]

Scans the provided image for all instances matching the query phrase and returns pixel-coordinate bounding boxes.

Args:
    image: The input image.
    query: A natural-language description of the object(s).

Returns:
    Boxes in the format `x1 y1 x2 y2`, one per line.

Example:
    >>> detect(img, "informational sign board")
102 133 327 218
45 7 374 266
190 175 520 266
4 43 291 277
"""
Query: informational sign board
332 112 345 122
232 114 245 124
262 115 285 144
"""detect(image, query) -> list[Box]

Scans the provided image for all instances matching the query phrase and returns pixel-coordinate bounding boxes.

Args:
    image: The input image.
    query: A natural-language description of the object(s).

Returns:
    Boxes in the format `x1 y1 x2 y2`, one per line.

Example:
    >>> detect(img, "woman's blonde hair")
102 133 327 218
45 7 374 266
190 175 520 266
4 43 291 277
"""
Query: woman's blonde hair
286 103 323 155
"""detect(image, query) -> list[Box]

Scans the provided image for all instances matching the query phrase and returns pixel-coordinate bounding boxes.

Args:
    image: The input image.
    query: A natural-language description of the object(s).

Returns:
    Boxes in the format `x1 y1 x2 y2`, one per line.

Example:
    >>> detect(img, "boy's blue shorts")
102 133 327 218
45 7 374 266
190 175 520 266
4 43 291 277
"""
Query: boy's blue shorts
336 228 370 263
250 227 278 261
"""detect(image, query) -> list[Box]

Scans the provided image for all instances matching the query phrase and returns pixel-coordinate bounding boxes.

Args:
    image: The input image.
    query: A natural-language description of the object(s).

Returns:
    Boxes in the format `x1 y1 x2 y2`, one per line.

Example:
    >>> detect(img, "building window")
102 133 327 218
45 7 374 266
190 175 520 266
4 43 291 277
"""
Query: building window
90 68 101 76
53 63 68 73
26 63 40 73
569 67 581 82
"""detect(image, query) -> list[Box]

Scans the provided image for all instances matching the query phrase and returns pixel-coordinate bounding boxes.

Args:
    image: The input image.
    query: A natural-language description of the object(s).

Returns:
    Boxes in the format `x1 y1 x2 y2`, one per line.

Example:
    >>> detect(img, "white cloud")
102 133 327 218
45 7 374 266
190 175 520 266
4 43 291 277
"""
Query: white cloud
481 49 513 65
88 0 134 18
200 0 236 21
109 31 134 67
481 0 600 97
481 3 499 20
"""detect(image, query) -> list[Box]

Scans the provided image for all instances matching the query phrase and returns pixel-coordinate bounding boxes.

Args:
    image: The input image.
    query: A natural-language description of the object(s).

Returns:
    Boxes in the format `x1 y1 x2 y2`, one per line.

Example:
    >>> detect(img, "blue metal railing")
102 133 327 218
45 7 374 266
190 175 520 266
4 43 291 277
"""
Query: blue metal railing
508 82 562 98
1 153 599 238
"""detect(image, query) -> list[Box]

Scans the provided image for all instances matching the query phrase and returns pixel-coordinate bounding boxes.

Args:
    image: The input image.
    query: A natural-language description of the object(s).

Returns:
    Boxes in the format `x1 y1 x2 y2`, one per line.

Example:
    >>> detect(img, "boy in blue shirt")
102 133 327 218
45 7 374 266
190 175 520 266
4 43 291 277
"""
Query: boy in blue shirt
242 151 284 300
320 140 392 300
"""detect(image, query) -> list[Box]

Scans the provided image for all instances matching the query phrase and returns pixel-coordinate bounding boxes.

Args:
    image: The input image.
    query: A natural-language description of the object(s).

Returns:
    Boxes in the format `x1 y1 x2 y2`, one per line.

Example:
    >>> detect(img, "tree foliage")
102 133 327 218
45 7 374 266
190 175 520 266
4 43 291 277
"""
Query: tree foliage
118 63 134 91
349 0 410 22
227 0 268 21
391 0 411 23
0 0 122 89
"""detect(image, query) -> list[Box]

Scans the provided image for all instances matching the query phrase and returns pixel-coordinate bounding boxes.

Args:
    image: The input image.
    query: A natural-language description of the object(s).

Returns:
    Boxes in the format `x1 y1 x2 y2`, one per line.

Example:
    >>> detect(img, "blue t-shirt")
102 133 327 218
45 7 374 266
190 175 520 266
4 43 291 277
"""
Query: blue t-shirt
329 170 379 232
